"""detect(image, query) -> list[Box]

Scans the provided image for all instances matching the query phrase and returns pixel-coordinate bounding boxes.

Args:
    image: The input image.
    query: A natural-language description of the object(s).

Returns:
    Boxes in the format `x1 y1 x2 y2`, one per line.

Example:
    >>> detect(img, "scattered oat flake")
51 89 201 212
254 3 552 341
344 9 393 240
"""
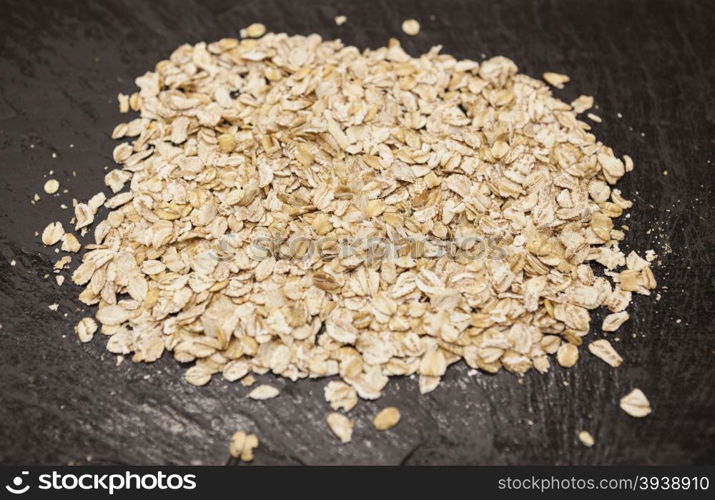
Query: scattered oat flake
242 23 266 38
588 339 623 367
620 389 652 418
578 431 595 447
402 19 420 36
623 155 634 172
557 343 579 368
229 431 259 462
248 384 279 400
54 255 71 270
44 179 60 194
118 93 129 113
75 317 97 343
55 275 65 286
587 113 602 123
571 95 593 114
48 303 59 311
335 15 347 26
74 203 95 230
543 71 570 88
373 407 401 431
602 311 629 332
42 222 64 246
326 413 353 443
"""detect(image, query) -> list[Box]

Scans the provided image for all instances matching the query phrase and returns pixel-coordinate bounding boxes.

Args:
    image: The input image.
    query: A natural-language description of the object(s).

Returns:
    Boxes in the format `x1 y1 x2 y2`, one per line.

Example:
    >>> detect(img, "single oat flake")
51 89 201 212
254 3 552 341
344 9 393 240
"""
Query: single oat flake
44 179 60 194
602 311 630 332
242 23 266 38
247 385 280 400
373 407 401 431
326 413 353 443
588 339 623 367
38 32 656 425
401 19 420 36
75 317 98 343
557 343 579 368
620 388 652 418
543 71 570 88
41 221 64 246
578 430 595 447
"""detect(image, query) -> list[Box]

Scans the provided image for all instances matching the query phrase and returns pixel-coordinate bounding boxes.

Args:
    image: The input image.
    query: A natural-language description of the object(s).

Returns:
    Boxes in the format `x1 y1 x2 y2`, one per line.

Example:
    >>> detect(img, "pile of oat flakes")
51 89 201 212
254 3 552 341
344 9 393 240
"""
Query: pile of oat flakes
42 29 657 443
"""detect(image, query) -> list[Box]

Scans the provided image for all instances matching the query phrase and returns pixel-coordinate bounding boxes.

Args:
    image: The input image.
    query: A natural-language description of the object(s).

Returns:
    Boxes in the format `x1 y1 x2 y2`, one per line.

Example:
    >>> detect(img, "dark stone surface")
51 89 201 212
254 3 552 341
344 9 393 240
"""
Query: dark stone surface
0 0 713 465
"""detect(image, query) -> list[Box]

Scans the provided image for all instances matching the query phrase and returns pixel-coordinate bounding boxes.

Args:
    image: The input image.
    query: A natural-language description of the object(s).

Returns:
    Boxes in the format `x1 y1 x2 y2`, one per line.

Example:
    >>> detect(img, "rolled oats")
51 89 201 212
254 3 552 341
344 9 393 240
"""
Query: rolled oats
229 431 259 462
75 317 98 343
38 32 657 434
373 407 401 430
557 343 579 368
543 71 570 88
326 412 353 443
185 365 212 386
571 95 593 114
578 430 595 447
620 388 652 418
41 222 64 246
588 339 623 367
402 19 420 36
602 311 630 332
44 179 60 194
242 23 266 38
248 384 280 400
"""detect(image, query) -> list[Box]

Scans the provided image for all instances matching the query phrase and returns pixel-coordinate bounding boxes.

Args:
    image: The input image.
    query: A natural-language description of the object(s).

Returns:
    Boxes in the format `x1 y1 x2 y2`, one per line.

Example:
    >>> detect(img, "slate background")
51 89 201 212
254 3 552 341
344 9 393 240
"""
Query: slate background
0 0 713 465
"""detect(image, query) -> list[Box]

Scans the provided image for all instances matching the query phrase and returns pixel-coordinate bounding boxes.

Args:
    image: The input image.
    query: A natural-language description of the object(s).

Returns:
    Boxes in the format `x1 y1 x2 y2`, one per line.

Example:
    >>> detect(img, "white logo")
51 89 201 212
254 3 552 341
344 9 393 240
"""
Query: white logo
5 471 30 495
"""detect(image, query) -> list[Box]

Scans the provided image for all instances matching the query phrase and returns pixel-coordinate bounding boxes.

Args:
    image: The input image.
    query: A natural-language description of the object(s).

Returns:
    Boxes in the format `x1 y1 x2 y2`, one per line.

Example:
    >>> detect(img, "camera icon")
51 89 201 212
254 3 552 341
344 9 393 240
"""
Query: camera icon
5 471 30 495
